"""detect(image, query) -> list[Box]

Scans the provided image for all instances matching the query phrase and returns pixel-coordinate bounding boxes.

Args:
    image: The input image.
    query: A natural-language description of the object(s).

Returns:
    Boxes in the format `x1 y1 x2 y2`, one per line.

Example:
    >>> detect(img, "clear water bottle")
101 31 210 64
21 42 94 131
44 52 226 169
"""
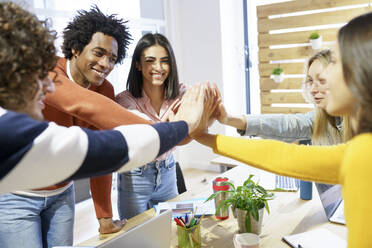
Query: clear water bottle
213 177 230 220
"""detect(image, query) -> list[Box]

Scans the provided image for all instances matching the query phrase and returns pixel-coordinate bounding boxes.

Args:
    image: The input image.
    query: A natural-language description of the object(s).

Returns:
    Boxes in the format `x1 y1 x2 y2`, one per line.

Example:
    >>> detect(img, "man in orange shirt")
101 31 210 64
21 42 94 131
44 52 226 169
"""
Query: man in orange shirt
42 6 138 236
44 6 146 237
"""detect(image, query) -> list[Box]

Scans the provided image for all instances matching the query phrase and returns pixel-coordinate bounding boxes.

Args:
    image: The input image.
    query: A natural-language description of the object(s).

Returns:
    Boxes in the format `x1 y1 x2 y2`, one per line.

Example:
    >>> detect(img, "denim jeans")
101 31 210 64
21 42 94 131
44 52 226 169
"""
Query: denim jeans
0 184 75 248
117 154 178 220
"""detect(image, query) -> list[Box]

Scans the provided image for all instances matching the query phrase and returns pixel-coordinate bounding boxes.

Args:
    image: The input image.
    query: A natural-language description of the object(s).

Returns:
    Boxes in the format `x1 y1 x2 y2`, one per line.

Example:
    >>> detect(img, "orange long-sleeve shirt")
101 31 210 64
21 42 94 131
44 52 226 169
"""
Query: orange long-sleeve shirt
213 133 372 247
42 57 151 218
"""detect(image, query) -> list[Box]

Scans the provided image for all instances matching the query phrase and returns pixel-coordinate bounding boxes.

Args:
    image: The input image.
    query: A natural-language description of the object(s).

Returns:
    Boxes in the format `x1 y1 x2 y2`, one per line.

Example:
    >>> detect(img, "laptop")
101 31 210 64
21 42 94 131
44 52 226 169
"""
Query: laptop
316 183 345 225
98 209 172 248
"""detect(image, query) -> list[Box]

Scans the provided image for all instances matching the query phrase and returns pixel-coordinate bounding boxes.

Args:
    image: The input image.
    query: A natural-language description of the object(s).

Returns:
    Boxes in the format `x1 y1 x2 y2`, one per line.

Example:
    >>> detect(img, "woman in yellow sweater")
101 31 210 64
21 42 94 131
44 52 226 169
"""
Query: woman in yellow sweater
195 12 372 247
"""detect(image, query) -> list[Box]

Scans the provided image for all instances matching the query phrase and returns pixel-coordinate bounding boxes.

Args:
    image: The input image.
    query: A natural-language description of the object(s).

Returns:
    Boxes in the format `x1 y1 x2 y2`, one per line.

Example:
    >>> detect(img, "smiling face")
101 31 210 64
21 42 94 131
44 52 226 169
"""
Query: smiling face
70 32 118 88
22 75 55 121
306 59 328 109
319 43 356 116
137 44 170 89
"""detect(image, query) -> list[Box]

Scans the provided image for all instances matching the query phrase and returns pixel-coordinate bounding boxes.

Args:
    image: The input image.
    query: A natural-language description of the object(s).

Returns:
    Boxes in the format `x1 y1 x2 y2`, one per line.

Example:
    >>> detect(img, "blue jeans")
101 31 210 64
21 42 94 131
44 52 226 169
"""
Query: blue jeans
117 155 178 220
0 185 75 248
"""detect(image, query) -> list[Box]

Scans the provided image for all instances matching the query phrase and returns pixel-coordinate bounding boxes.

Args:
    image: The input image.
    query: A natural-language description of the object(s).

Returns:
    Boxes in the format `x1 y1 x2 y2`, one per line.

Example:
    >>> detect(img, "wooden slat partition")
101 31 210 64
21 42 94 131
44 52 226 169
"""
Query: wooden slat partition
257 0 371 114
258 7 369 32
261 106 312 114
261 92 306 104
258 28 338 47
260 78 303 91
259 46 313 62
259 63 304 76
257 0 370 18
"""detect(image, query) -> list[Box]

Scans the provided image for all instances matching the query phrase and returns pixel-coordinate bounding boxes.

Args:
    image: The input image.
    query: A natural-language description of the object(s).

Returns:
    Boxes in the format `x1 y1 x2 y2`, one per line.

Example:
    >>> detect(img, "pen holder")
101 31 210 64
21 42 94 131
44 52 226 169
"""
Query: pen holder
177 222 201 248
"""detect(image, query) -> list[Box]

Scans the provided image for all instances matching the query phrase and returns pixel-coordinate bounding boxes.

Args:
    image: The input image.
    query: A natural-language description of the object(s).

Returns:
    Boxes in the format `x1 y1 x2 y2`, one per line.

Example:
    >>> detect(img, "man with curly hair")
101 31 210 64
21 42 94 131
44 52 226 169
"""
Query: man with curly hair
39 6 149 237
0 3 207 247
0 3 142 247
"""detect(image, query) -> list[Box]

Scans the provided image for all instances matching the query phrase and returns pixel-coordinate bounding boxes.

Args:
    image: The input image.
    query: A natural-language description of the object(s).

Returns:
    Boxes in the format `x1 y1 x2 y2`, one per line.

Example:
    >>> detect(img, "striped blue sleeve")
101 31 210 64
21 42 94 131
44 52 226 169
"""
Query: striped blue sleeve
0 109 128 192
64 129 129 180
68 121 188 179
151 121 188 157
0 108 189 192
0 111 48 180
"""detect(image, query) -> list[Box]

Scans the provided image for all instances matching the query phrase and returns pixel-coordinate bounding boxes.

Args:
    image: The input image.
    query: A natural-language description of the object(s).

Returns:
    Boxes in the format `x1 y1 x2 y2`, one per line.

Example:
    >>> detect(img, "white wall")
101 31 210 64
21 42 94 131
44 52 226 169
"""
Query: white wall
164 0 246 171
220 0 246 135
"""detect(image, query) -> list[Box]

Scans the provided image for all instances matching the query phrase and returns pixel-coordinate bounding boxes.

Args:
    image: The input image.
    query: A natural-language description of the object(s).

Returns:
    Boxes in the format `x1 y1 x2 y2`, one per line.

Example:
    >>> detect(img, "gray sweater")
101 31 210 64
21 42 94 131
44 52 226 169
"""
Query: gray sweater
240 111 315 142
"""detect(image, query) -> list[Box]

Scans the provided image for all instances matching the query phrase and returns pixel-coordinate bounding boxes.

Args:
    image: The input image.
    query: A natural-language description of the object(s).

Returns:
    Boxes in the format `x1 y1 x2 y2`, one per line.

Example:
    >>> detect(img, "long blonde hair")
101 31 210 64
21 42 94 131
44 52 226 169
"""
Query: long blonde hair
303 50 352 145
312 108 352 145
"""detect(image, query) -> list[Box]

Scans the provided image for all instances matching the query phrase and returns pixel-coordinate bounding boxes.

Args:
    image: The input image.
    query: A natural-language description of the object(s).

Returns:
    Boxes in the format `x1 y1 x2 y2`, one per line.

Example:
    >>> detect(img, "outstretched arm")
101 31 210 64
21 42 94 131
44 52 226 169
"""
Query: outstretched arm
0 85 205 193
213 85 314 141
44 73 152 129
195 133 345 184
0 110 188 193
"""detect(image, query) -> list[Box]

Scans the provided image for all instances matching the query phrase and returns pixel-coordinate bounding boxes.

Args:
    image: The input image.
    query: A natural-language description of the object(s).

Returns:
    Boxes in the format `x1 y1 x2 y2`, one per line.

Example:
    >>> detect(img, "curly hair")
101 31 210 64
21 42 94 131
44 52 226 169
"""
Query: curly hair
0 2 57 111
62 5 131 64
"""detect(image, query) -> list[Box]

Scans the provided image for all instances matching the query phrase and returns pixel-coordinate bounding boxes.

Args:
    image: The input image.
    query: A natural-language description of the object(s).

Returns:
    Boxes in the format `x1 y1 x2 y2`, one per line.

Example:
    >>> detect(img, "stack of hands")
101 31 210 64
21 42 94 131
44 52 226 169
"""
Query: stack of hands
101 82 225 234
168 81 224 139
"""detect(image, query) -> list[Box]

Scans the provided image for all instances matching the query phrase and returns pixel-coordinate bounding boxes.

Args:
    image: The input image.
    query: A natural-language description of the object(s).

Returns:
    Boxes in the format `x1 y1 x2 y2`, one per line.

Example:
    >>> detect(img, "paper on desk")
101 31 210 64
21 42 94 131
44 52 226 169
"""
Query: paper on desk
283 228 346 248
154 197 215 217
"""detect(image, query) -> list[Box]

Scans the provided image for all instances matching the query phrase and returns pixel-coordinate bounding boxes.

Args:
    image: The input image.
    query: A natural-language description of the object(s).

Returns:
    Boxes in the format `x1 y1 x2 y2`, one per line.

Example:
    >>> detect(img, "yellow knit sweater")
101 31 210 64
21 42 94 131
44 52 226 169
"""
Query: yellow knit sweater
213 133 372 248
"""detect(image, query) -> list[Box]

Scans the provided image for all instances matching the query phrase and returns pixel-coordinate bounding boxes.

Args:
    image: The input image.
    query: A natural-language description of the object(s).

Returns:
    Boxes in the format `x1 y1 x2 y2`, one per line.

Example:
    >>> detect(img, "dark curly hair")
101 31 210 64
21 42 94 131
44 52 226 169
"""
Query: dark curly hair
0 2 57 111
62 5 131 64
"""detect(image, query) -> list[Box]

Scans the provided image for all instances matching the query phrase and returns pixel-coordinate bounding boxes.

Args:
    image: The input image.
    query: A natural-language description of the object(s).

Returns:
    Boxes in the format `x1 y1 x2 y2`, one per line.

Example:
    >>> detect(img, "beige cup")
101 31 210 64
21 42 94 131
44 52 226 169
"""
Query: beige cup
233 233 260 248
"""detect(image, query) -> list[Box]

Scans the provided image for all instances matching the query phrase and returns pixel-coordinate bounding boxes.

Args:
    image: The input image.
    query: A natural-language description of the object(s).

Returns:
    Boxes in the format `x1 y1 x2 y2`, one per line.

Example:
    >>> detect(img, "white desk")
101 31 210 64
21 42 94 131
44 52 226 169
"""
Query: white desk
210 156 239 172
78 164 347 247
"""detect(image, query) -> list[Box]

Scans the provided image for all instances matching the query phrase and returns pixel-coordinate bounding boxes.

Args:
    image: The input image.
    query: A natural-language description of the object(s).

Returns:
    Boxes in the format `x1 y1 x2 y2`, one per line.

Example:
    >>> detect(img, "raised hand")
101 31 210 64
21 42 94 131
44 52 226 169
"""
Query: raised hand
188 82 219 138
211 83 247 131
168 84 206 134
212 84 228 124
161 98 181 122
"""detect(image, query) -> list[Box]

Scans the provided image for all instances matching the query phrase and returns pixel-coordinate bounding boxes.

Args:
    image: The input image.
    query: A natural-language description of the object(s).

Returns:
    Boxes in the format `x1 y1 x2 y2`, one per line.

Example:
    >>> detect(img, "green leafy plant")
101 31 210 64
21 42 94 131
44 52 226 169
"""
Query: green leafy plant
309 32 320 40
206 175 274 232
271 67 283 75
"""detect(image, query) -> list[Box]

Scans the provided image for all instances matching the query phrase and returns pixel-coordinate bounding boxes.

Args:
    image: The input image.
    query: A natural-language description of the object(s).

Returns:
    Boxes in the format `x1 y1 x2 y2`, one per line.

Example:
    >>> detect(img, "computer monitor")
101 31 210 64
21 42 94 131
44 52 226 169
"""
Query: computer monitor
316 183 345 225
98 209 172 248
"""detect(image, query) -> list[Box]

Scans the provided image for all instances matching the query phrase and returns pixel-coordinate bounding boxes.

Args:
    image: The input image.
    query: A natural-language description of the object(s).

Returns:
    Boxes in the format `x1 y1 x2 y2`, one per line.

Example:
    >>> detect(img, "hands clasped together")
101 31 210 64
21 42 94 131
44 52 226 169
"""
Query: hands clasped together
168 81 226 139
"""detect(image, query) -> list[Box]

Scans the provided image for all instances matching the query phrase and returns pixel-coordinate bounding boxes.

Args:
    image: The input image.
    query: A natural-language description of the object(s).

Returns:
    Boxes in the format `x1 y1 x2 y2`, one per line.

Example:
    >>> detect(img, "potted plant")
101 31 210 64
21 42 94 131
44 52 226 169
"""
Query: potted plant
309 31 322 50
271 67 284 83
206 175 274 235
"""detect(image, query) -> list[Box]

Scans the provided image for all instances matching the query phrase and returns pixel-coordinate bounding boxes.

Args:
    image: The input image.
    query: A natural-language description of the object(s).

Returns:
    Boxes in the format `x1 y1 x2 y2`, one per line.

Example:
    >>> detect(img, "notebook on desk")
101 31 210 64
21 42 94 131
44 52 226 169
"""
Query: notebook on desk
155 197 216 217
98 209 172 248
316 183 345 225
283 228 346 248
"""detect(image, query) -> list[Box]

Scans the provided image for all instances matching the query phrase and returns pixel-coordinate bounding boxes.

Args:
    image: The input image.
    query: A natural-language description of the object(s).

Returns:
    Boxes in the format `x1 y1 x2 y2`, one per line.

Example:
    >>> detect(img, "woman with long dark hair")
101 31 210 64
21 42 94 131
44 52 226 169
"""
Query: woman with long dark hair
116 33 187 219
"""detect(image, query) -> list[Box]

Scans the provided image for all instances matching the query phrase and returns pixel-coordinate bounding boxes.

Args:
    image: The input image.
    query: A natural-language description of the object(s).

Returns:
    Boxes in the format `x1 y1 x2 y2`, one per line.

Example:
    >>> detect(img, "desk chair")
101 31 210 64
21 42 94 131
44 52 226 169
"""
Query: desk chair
175 162 187 194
